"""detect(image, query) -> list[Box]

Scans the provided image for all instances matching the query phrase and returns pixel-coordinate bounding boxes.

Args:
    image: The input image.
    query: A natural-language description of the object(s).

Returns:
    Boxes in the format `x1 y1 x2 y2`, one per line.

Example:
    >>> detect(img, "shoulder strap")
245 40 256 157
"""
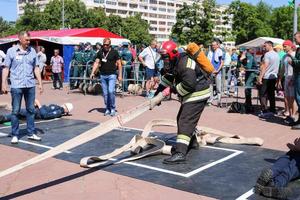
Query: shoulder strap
148 47 157 65
187 54 212 81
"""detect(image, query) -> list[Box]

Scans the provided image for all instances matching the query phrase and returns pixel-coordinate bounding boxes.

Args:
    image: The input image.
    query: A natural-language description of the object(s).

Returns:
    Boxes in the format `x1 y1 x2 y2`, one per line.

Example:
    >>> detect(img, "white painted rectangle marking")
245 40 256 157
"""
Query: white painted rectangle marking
236 188 254 200
18 140 72 154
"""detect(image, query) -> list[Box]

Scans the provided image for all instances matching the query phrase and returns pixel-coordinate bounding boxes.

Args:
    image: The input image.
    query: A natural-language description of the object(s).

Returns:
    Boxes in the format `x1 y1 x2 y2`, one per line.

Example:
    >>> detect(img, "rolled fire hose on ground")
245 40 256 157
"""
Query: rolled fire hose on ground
79 119 263 169
0 92 166 178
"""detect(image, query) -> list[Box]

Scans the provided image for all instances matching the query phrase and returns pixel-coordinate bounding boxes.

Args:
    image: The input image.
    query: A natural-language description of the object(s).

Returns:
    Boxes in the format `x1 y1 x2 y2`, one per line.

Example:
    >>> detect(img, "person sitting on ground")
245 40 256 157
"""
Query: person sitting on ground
254 138 300 199
0 99 73 123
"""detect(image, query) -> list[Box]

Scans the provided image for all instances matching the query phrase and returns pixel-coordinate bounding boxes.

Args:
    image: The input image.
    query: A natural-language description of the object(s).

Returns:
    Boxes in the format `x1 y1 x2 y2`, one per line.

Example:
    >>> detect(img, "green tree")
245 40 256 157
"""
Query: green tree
106 14 124 35
171 0 216 46
12 0 152 46
254 1 273 37
42 0 89 29
122 14 152 46
270 6 294 40
228 0 274 44
85 7 108 29
15 3 45 31
0 17 13 37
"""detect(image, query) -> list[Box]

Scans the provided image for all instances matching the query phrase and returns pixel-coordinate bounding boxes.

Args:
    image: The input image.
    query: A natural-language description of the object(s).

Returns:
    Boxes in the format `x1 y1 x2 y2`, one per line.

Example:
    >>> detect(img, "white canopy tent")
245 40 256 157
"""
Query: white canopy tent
237 37 284 48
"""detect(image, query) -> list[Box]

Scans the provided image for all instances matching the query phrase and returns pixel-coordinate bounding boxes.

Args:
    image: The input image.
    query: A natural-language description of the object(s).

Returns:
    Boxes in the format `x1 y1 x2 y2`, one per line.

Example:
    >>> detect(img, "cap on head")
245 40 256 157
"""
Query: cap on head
85 42 91 47
160 40 179 60
63 103 73 113
239 47 246 52
122 42 129 46
283 40 293 47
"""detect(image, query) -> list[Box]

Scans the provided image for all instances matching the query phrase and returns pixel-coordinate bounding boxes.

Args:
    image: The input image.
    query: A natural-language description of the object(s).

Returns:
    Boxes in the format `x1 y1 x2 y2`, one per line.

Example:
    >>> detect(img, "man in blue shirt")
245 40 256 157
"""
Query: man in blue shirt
1 31 43 144
207 39 224 105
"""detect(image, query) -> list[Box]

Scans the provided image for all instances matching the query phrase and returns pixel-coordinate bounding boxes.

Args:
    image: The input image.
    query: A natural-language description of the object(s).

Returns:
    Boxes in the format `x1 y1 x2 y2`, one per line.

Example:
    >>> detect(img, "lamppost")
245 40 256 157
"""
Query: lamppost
293 0 298 35
62 0 65 29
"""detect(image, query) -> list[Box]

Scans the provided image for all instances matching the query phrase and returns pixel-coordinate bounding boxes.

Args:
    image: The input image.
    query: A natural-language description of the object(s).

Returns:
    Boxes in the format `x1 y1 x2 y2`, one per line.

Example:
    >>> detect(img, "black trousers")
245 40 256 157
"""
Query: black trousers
176 100 206 154
245 71 257 108
53 72 63 89
259 78 276 113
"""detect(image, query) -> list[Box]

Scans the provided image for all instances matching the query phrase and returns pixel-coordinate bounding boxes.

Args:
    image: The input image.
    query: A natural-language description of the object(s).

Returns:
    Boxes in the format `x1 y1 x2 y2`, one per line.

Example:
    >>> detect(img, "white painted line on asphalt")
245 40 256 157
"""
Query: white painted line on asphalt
236 188 254 200
0 132 8 137
0 118 61 130
184 151 243 177
116 126 244 178
108 158 188 177
203 145 242 153
17 140 72 154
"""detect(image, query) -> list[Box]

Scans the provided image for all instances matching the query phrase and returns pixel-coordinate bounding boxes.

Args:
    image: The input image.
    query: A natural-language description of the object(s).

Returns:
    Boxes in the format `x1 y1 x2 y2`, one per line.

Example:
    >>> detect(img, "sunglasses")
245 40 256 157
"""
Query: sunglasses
103 44 110 46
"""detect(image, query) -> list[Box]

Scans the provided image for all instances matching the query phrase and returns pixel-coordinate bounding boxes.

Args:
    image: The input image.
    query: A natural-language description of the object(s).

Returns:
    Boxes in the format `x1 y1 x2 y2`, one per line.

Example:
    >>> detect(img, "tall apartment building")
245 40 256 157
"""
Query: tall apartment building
17 0 233 44
213 5 235 47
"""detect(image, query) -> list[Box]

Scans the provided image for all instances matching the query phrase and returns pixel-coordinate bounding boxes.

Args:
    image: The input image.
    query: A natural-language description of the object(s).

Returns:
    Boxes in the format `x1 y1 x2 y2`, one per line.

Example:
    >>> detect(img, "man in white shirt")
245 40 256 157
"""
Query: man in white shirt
37 46 47 79
138 40 161 98
258 41 280 118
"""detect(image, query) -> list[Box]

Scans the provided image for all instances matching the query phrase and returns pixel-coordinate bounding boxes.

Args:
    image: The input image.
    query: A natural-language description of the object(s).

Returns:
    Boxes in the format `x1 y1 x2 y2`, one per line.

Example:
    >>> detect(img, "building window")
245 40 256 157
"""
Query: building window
118 2 127 7
149 0 157 4
129 4 138 8
158 8 166 12
106 1 117 5
158 1 166 6
149 6 157 11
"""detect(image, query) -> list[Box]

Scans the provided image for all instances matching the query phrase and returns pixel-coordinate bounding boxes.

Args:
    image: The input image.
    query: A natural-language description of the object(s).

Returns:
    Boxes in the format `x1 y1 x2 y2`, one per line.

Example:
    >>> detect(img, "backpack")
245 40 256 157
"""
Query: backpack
228 102 246 114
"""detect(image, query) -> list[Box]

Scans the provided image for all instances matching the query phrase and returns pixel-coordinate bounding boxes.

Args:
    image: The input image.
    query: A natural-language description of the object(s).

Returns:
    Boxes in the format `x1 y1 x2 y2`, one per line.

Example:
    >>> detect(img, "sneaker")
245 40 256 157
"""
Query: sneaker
11 136 19 144
292 123 300 130
284 116 295 125
104 109 110 116
27 134 41 141
254 168 273 194
261 186 292 199
258 111 274 118
0 115 5 123
110 109 117 116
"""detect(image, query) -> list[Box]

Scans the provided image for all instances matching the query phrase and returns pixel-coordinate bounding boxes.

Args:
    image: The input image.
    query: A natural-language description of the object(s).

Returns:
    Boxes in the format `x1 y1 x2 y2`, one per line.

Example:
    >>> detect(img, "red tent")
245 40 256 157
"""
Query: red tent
0 28 129 45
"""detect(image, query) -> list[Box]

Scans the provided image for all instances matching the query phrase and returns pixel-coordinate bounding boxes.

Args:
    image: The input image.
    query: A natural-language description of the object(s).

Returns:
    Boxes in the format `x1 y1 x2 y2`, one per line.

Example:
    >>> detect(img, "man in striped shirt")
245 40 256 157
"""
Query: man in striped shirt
50 49 64 89
1 31 43 144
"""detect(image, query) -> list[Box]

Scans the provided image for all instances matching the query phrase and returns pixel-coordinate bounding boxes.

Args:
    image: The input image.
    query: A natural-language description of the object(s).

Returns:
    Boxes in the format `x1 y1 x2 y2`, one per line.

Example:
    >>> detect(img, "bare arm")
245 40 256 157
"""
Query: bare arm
117 59 122 81
90 58 100 79
1 67 9 94
34 99 42 108
287 138 300 152
259 61 267 81
138 56 146 67
34 66 43 94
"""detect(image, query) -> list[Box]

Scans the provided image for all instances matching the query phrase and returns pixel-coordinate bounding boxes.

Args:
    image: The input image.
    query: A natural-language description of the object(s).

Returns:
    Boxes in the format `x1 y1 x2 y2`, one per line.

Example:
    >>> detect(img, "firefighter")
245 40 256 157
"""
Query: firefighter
151 41 211 164
83 42 96 77
70 44 85 89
